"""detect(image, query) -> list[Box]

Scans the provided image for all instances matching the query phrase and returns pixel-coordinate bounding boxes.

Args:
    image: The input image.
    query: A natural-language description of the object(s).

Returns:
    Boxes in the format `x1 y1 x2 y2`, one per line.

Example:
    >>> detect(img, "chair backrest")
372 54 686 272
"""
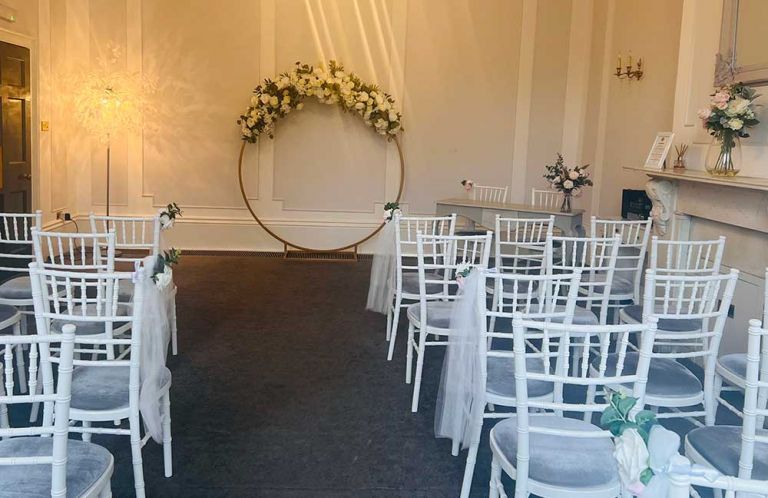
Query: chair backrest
650 236 725 276
394 214 456 293
0 326 76 497
0 211 42 276
667 454 768 498
416 232 492 302
29 263 144 379
508 314 658 494
472 185 508 204
32 229 116 271
546 234 622 324
494 215 554 275
530 188 561 210
591 217 652 302
89 213 161 263
642 269 739 365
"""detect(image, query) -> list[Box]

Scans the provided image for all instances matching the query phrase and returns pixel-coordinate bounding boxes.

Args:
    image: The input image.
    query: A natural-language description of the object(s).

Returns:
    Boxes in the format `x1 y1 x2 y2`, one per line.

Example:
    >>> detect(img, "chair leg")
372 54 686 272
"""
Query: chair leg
584 383 598 422
704 374 717 426
411 326 428 413
405 322 415 385
0 381 8 434
12 323 26 394
387 296 403 361
758 383 768 429
713 373 724 422
171 299 178 356
82 421 92 442
459 412 484 498
386 305 393 342
162 390 173 478
129 412 146 498
489 454 504 498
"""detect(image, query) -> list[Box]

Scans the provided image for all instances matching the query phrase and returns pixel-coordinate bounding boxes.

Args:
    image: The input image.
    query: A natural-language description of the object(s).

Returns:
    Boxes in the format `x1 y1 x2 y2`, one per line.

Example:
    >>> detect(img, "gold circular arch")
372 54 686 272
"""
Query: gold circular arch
237 135 405 253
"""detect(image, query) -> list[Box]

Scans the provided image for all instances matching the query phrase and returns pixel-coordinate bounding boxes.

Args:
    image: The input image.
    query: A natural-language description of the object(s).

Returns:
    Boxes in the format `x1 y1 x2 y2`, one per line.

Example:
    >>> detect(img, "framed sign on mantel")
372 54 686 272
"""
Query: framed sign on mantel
644 132 675 170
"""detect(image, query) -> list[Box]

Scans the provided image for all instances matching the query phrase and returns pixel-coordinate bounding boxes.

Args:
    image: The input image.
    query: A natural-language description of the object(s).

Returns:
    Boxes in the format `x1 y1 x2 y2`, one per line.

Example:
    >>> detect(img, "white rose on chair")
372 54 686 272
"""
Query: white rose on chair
154 265 173 291
159 202 182 231
614 428 650 495
159 212 174 230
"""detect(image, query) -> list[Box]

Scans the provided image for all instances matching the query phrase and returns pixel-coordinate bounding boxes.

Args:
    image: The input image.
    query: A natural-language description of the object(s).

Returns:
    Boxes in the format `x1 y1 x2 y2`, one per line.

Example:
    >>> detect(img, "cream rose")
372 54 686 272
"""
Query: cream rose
614 429 649 495
563 180 574 189
568 171 579 180
728 118 744 130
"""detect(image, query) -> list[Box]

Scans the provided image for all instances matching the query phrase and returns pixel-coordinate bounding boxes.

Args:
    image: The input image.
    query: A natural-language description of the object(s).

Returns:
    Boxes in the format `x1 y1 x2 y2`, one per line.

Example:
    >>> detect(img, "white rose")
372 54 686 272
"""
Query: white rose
283 95 291 104
278 76 290 89
614 429 649 492
155 266 173 291
726 97 750 117
250 96 259 106
355 102 365 110
388 111 398 121
727 118 743 130
242 128 252 137
358 92 369 102
269 96 279 107
563 180 574 189
568 171 579 180
260 94 270 104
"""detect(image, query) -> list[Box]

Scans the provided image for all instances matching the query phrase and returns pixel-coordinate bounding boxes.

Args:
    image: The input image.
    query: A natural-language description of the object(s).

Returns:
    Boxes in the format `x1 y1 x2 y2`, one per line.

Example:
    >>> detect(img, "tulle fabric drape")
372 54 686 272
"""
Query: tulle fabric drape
366 221 397 314
136 256 176 443
434 271 485 455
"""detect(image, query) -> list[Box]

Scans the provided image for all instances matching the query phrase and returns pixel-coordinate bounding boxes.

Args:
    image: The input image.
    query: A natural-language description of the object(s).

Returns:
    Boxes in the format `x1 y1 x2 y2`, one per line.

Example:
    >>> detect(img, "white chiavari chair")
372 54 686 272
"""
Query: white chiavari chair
714 268 768 426
0 326 114 497
530 188 561 210
0 211 42 341
590 217 652 322
601 269 739 427
386 213 456 361
546 234 622 326
31 229 116 272
650 236 726 276
685 319 768 485
457 269 582 498
487 314 659 498
406 232 492 412
89 213 161 265
30 264 173 498
472 185 508 204
667 454 768 498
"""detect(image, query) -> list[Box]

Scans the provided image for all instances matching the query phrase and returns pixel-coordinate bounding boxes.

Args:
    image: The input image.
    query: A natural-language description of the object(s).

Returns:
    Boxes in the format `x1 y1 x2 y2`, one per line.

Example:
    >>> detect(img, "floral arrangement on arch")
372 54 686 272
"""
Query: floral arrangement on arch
543 153 593 195
238 61 402 142
697 82 759 140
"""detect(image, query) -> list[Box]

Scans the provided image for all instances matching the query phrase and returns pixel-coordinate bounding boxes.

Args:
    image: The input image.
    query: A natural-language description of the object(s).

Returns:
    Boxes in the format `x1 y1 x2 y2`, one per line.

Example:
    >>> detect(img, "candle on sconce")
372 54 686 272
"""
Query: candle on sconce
628 53 633 67
617 54 622 68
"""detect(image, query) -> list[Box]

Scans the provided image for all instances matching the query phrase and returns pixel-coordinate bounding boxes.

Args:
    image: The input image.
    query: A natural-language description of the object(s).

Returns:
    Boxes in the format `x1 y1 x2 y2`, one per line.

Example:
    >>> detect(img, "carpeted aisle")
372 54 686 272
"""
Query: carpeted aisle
104 255 491 497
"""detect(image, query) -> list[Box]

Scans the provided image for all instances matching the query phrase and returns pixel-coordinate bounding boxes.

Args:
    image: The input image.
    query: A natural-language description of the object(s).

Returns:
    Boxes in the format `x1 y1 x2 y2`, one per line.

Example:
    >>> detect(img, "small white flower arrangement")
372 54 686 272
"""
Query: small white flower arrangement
454 262 474 289
238 61 403 142
460 179 474 191
159 202 182 231
383 201 401 222
150 248 181 290
601 393 659 496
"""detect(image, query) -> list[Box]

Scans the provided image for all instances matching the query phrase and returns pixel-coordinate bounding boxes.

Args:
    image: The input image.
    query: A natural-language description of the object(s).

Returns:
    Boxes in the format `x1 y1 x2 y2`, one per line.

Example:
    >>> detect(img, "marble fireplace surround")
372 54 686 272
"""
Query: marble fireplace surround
633 168 768 354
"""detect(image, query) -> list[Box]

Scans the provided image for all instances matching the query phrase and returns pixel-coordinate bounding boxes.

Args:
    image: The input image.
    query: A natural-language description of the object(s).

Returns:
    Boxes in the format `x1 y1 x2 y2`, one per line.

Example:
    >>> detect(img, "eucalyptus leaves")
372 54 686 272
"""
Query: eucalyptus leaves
383 202 401 222
238 61 403 142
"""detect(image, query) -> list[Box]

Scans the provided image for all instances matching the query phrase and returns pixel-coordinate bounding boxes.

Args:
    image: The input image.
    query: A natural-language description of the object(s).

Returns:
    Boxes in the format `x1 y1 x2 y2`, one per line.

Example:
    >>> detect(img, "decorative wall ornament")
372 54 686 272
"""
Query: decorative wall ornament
236 61 405 256
645 179 677 236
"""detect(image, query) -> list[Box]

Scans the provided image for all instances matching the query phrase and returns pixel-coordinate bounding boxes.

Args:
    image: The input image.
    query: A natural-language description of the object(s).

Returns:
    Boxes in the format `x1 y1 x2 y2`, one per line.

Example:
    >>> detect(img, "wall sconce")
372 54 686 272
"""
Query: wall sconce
615 53 643 80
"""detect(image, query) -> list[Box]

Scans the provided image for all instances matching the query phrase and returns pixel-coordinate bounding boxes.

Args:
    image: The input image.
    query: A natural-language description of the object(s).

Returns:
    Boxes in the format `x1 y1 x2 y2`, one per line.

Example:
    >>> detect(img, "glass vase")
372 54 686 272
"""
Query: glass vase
705 134 741 177
560 192 572 213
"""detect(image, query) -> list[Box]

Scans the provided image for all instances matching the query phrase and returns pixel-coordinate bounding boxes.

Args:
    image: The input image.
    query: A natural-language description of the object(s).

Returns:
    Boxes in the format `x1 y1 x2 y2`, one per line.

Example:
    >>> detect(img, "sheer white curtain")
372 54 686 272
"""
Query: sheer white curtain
366 221 397 314
136 256 175 443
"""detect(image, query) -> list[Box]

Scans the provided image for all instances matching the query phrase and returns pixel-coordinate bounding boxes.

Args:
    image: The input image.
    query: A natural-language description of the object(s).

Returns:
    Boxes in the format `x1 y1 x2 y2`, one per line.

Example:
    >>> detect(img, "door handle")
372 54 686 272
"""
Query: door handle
18 173 31 180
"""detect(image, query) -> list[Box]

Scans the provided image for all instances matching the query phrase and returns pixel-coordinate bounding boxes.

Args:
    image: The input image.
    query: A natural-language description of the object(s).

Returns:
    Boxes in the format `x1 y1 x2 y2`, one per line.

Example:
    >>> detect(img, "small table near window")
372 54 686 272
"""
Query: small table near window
435 198 585 237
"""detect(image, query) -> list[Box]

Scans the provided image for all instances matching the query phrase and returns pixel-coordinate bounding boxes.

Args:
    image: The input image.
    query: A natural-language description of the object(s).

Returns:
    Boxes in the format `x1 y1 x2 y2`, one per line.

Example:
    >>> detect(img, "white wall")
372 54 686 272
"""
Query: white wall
27 0 689 251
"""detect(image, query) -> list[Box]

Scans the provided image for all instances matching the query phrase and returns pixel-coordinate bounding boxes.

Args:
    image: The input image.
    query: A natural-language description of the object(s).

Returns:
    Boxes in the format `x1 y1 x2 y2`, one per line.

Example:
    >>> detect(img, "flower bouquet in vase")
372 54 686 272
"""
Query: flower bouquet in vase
698 83 760 177
543 153 593 213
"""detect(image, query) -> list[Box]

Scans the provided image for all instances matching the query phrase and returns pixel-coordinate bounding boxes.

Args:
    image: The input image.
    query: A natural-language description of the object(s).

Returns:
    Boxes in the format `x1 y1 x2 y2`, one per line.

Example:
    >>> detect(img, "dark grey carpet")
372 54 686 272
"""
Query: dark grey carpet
8 256 742 496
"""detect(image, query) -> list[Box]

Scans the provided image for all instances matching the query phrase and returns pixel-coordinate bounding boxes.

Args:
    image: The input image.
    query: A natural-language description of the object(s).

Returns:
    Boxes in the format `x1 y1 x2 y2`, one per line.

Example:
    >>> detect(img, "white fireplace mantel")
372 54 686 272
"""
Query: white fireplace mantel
624 167 768 236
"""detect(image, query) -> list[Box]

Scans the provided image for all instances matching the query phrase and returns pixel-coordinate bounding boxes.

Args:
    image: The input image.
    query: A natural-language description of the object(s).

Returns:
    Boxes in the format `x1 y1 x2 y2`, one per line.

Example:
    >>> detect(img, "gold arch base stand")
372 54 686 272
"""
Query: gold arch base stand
237 136 405 261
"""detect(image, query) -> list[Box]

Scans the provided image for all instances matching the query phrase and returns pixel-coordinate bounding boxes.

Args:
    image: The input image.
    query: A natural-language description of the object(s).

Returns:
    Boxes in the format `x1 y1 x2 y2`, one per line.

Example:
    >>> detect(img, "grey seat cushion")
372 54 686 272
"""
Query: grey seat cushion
0 276 32 300
485 279 536 296
580 272 634 295
492 303 598 333
717 353 747 380
491 415 619 489
0 437 112 497
486 357 554 399
71 365 171 412
687 425 768 479
622 305 702 332
51 305 129 336
401 272 445 295
406 301 454 329
597 352 702 399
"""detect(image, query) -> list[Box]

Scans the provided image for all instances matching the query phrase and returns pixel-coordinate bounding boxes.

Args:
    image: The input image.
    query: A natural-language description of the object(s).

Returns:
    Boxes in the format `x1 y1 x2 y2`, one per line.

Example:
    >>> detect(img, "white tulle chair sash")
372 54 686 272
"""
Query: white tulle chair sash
366 221 397 314
135 256 176 443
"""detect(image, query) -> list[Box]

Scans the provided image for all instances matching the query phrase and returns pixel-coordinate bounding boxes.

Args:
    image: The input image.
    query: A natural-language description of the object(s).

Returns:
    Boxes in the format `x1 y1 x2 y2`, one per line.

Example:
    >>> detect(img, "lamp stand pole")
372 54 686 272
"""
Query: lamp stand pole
106 133 111 217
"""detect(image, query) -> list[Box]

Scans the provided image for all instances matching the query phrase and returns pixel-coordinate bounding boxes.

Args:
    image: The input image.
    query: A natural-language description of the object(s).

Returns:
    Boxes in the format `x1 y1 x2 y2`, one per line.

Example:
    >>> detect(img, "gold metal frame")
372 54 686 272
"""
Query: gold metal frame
237 135 405 255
